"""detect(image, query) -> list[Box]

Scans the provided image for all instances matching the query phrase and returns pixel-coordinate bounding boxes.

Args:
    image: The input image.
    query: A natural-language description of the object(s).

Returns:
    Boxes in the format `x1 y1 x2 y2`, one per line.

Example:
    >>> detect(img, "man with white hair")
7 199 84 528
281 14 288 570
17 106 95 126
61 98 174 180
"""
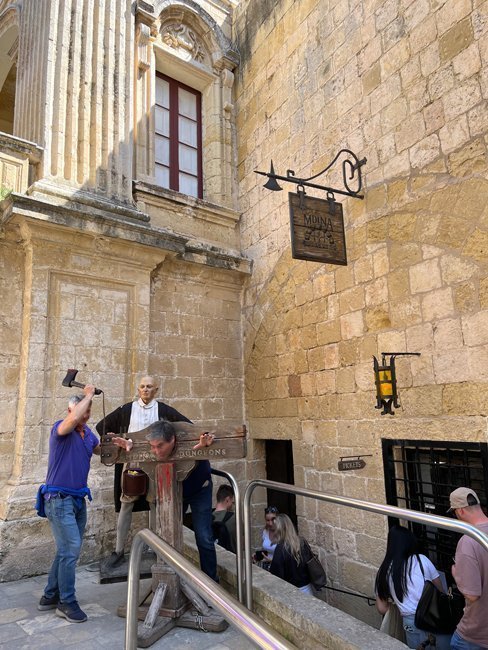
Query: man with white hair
96 375 190 568
448 487 488 650
37 385 100 624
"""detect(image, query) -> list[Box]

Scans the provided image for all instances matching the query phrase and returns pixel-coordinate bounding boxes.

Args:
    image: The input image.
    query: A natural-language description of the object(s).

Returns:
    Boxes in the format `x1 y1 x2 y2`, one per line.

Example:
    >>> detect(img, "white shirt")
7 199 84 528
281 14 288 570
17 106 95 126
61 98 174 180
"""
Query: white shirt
388 554 439 616
128 398 159 433
262 528 277 559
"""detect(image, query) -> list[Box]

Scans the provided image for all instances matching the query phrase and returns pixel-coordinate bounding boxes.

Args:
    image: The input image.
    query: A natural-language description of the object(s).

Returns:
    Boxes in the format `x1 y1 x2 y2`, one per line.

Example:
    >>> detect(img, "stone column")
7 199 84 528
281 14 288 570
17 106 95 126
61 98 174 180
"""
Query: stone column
134 16 157 182
15 0 134 202
203 58 236 209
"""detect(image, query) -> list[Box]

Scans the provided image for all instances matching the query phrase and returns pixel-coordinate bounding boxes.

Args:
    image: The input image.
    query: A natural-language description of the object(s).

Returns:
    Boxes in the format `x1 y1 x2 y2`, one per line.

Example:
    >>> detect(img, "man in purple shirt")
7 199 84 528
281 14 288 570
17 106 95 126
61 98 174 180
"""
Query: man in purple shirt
37 385 100 623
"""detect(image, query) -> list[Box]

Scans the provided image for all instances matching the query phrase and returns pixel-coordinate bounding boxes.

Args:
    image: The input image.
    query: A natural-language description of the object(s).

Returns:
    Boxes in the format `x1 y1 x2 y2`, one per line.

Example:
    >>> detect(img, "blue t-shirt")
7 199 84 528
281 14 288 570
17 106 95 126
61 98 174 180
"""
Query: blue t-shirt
45 420 99 490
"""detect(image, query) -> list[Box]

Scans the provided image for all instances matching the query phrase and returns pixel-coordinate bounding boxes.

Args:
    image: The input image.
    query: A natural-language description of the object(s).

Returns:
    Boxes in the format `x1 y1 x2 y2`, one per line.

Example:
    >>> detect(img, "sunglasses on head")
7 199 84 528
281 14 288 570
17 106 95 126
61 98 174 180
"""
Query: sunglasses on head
265 506 278 514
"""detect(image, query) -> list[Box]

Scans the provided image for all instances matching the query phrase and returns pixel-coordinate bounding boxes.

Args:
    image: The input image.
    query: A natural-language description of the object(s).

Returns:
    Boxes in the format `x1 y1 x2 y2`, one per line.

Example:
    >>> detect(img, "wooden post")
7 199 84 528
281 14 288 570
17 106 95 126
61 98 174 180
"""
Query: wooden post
101 422 246 647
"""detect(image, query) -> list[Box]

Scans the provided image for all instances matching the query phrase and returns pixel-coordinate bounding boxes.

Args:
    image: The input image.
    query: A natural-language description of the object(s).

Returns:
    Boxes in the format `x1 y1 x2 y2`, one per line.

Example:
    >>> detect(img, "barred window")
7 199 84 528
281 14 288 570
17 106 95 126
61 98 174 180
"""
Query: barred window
382 439 488 577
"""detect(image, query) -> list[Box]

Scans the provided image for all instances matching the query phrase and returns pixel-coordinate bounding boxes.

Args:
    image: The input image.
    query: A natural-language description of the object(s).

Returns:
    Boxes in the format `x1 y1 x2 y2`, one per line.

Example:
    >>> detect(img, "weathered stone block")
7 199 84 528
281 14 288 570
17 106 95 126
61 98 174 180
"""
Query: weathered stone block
480 277 488 308
443 382 488 415
367 216 389 243
410 133 441 168
448 138 488 177
340 310 365 340
339 286 365 314
468 344 488 381
434 348 471 383
365 276 388 307
399 385 443 415
317 319 341 345
312 272 336 298
315 369 336 395
439 17 474 63
390 298 423 328
440 253 479 284
462 311 488 346
454 281 478 313
335 265 354 292
409 353 434 385
409 258 442 293
433 318 463 351
390 242 422 267
463 228 488 263
365 304 391 331
354 255 373 284
362 62 381 95
421 287 455 320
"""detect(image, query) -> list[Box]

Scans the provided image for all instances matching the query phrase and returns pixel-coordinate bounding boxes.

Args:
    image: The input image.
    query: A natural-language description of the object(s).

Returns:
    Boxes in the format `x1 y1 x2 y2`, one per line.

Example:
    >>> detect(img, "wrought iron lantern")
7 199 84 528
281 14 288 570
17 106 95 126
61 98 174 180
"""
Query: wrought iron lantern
373 352 420 415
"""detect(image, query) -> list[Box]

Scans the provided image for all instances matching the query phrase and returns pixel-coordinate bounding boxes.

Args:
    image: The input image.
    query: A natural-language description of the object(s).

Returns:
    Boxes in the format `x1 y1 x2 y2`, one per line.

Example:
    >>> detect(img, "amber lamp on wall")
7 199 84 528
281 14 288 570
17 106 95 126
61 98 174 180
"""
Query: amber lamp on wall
373 352 421 415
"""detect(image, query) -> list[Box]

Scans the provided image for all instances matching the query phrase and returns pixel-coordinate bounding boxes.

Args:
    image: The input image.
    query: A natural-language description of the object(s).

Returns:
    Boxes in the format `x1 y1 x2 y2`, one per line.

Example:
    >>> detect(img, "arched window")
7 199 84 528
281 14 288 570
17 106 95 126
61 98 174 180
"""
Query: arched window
134 1 238 209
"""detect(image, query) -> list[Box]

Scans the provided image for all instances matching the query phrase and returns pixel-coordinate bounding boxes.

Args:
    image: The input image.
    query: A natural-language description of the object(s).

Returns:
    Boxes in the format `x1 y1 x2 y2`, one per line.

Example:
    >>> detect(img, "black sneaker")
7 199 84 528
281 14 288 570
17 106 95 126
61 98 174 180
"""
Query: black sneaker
56 601 87 623
38 593 59 610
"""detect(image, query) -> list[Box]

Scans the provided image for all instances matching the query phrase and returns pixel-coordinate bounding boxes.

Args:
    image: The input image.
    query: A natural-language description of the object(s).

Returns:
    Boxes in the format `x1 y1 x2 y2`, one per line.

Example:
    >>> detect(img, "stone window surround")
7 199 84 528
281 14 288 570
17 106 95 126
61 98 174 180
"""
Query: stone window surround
134 2 238 212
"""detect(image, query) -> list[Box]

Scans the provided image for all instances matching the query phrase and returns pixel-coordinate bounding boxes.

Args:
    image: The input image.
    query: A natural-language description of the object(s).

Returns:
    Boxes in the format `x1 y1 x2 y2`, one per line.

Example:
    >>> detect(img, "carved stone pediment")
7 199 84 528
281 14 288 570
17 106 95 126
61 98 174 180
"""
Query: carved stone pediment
160 23 207 64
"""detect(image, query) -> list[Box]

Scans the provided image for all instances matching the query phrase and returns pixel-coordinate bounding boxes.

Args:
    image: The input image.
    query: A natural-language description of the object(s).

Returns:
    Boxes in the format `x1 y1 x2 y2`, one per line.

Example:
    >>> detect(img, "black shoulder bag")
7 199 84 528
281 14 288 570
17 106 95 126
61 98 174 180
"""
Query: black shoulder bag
303 540 327 591
414 559 465 634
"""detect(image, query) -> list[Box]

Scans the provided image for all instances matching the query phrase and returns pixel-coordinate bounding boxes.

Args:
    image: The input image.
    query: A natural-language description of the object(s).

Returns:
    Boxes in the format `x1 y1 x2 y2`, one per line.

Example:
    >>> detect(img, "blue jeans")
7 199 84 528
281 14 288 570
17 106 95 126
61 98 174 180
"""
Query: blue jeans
44 495 87 604
451 630 488 650
403 614 452 650
183 480 217 581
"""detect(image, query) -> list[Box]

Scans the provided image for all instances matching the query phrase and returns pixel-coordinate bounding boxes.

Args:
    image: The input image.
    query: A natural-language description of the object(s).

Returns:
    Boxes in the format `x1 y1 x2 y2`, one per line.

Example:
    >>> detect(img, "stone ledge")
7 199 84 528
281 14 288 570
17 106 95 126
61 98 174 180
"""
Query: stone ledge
182 527 406 649
1 192 251 274
133 180 240 228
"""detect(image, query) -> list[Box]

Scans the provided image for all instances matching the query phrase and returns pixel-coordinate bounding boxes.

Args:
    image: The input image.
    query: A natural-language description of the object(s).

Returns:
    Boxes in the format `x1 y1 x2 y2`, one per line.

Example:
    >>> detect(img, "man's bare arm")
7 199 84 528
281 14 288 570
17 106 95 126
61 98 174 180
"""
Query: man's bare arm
57 385 96 436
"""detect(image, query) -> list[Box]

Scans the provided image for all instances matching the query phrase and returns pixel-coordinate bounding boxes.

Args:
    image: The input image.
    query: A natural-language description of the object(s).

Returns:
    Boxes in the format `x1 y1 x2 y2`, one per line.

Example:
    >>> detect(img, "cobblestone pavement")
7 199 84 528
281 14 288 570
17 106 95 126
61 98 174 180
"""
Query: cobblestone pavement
0 565 257 649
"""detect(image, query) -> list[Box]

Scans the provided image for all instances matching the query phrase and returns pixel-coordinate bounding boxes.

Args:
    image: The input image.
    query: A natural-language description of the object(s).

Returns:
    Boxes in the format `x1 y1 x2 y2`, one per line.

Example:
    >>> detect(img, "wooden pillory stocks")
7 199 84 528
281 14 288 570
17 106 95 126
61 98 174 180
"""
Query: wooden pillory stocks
100 421 246 647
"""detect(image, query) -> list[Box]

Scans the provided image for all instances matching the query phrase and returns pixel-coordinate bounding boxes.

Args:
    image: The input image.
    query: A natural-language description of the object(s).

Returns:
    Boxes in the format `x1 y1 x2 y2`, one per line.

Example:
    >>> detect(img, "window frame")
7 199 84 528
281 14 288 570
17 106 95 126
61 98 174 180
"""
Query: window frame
155 71 203 199
382 438 488 579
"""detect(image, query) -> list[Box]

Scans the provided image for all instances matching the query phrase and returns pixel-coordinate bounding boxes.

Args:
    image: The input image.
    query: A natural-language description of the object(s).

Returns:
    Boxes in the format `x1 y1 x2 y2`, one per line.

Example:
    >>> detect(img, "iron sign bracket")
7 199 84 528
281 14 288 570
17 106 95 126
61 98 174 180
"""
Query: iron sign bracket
255 149 367 199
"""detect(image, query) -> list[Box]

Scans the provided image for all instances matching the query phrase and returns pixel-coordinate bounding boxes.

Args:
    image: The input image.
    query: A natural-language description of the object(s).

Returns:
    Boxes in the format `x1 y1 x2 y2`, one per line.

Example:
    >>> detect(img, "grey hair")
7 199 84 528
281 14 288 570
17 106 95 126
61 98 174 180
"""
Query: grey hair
145 420 176 443
68 394 84 408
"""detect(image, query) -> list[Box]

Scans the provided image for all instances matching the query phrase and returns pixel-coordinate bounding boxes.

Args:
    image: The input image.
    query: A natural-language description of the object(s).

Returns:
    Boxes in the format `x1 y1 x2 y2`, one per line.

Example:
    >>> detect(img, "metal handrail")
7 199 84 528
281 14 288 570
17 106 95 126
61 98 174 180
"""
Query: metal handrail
243 479 488 610
211 468 244 603
125 528 295 650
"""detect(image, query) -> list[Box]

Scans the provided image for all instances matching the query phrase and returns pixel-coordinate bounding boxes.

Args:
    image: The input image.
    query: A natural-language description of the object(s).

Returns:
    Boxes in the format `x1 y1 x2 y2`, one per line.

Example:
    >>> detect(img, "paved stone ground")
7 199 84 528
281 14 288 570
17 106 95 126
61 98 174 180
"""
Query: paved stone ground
0 564 257 649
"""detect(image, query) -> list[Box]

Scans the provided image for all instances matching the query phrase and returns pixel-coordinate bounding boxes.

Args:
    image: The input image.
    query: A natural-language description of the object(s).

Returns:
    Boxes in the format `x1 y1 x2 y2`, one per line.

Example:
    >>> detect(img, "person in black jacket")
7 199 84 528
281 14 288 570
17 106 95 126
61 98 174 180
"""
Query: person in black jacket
269 514 313 596
96 375 218 581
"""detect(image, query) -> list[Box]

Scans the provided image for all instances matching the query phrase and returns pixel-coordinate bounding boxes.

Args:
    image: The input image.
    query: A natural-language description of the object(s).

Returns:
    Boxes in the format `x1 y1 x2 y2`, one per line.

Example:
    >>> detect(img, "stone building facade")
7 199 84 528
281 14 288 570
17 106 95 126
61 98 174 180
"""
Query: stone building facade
0 0 249 581
0 0 487 632
234 0 488 625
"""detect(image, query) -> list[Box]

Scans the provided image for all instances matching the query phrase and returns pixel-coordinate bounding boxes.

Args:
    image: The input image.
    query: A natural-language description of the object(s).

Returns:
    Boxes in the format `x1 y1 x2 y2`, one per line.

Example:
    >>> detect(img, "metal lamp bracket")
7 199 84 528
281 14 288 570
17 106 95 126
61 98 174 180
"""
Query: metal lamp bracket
255 149 367 199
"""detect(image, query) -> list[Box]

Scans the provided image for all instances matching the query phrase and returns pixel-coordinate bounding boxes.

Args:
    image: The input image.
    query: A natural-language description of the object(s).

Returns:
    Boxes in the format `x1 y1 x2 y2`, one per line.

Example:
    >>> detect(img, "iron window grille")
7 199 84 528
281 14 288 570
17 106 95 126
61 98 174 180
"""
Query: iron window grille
382 439 488 579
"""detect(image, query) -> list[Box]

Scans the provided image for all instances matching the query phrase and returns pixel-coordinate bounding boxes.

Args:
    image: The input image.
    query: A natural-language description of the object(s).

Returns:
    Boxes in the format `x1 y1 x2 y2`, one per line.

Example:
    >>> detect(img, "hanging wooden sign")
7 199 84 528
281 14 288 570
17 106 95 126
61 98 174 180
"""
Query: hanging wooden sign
289 192 347 265
338 458 366 471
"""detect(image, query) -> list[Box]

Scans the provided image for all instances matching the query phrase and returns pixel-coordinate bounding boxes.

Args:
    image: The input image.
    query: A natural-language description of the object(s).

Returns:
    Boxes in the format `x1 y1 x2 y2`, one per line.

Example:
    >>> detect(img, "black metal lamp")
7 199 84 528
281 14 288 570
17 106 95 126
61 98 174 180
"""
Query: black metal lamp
373 352 420 415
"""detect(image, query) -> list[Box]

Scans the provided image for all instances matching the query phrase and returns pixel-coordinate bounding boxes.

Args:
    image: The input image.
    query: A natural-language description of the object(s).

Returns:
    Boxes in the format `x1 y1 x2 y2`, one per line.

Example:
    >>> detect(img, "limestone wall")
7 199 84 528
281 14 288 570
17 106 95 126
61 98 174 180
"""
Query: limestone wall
234 0 488 624
0 0 247 581
0 229 24 488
